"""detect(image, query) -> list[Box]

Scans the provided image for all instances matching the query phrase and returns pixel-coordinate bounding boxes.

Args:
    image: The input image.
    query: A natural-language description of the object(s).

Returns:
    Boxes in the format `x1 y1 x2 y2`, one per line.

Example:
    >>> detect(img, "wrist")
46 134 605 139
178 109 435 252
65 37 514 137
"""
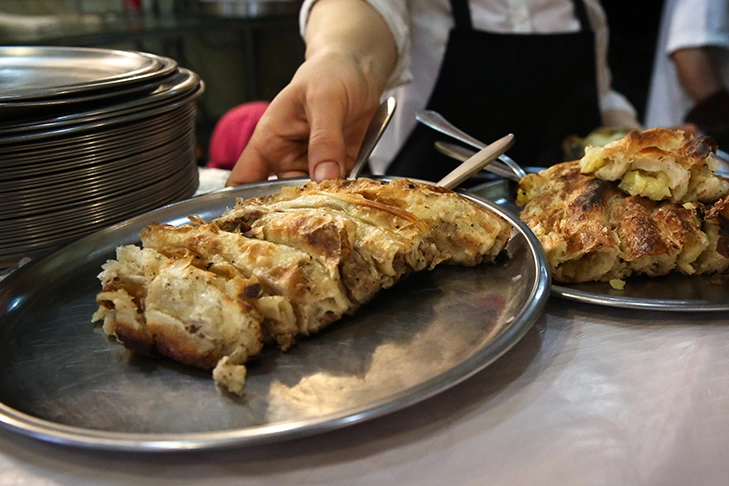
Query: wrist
305 0 397 94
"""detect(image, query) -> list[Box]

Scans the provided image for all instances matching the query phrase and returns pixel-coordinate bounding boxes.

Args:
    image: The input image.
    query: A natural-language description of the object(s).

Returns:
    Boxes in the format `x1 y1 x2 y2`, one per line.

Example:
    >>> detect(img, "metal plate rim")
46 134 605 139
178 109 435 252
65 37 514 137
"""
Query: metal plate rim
0 177 550 452
0 47 176 101
0 70 202 143
551 284 728 311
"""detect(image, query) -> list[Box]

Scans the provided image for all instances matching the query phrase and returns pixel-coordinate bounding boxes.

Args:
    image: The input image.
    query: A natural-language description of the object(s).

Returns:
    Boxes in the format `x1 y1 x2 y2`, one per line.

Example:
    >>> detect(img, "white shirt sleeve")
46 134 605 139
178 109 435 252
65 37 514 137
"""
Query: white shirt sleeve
299 0 413 89
665 0 729 52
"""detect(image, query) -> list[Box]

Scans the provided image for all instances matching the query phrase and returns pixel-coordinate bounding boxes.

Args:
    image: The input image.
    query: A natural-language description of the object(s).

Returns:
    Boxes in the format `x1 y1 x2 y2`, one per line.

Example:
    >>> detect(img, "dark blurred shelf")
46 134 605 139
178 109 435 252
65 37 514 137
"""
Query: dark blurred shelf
0 12 298 47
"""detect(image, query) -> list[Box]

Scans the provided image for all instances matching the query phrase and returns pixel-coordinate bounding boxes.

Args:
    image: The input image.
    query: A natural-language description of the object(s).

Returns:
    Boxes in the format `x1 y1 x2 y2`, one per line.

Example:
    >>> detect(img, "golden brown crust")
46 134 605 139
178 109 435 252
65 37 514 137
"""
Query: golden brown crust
518 162 623 282
580 128 729 203
519 159 729 283
94 246 265 372
309 178 511 266
141 222 351 340
94 178 512 394
703 196 729 260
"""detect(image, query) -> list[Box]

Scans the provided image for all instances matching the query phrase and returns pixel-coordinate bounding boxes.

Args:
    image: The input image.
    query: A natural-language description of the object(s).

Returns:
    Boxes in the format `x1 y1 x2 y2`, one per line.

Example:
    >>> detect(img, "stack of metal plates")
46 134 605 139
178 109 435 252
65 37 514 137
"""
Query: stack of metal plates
0 46 204 269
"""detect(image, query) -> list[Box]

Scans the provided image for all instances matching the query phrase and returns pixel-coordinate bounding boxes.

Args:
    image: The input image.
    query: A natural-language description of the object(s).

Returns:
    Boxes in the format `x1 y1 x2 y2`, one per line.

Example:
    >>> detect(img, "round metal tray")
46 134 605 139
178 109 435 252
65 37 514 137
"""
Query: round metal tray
197 0 301 18
0 178 549 451
0 47 174 101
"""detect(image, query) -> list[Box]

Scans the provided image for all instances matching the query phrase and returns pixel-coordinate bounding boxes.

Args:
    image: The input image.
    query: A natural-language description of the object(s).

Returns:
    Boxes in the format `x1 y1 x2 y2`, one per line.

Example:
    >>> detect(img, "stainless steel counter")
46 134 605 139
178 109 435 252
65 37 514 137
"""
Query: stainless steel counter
0 299 727 485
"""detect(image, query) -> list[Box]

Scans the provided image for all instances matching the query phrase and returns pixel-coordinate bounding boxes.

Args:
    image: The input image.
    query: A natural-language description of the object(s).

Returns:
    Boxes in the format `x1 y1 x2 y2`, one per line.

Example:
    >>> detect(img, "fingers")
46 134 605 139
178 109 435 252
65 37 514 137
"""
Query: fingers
225 93 370 186
226 93 310 187
225 51 378 186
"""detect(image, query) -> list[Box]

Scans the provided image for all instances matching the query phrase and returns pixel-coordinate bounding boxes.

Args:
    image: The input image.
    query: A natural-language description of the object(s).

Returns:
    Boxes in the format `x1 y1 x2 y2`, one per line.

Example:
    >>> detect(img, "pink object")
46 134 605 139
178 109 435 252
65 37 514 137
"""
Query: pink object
206 101 270 170
123 0 141 12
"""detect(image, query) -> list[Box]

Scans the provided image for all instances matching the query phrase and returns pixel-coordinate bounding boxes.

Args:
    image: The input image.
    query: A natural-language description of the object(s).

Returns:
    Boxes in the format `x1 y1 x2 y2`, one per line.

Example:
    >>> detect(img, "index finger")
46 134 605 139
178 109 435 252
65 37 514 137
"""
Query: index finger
306 102 348 182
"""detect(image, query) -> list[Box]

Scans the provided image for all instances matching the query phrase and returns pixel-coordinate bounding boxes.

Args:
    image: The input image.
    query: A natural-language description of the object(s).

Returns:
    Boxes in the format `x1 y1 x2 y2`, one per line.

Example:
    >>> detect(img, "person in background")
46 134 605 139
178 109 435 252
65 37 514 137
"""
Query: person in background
227 0 642 186
645 0 729 148
206 100 270 171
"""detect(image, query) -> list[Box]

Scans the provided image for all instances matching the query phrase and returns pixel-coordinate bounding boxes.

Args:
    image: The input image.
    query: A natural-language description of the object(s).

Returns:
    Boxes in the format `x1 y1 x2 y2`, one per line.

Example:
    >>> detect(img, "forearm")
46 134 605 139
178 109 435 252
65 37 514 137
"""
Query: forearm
584 0 641 129
676 47 729 144
671 47 723 102
305 0 398 96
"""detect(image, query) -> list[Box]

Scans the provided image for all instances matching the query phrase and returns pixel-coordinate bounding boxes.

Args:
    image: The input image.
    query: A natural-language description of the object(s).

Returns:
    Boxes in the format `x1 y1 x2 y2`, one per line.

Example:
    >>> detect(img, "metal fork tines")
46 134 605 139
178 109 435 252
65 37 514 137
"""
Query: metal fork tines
416 110 526 180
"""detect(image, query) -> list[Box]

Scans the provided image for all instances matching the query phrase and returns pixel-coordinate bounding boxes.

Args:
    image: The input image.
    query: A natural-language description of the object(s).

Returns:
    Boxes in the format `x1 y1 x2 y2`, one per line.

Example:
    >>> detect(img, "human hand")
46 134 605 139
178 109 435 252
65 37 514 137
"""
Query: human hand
225 0 396 186
225 51 383 186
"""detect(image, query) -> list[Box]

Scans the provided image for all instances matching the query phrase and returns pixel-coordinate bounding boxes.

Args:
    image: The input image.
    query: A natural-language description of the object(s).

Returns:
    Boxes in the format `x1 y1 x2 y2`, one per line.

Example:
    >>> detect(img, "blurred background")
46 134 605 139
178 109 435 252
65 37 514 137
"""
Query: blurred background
0 0 305 164
0 0 664 165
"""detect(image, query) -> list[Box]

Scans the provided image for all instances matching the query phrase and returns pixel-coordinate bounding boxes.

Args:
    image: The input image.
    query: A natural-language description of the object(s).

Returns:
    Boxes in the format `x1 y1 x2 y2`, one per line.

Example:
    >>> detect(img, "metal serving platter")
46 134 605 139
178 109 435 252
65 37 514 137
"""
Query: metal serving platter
0 145 195 218
0 47 169 101
0 112 197 195
0 172 199 269
0 106 196 175
0 157 198 235
0 54 179 121
472 179 729 311
0 125 195 180
198 0 301 18
6 90 201 149
0 159 198 264
0 68 201 140
0 177 549 451
0 72 173 118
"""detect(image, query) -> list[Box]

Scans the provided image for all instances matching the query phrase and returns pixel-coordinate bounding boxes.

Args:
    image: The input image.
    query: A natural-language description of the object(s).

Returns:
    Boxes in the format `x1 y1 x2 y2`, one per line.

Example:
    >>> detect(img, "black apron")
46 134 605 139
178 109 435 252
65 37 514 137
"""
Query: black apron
386 0 602 182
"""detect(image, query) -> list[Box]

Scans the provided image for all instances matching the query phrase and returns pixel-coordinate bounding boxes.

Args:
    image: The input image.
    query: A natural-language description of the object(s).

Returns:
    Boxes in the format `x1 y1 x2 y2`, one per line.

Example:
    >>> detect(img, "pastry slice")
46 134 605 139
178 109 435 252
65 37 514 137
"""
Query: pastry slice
579 128 729 203
517 161 728 283
518 162 624 282
214 191 442 306
140 222 352 346
236 178 512 266
93 244 265 394
694 196 729 274
94 178 513 395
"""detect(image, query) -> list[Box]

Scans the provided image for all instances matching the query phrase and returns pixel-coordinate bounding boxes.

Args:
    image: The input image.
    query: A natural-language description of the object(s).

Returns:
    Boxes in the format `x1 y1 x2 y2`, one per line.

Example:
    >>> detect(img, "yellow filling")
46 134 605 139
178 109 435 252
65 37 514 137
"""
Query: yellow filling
580 147 609 173
516 173 541 206
618 170 672 201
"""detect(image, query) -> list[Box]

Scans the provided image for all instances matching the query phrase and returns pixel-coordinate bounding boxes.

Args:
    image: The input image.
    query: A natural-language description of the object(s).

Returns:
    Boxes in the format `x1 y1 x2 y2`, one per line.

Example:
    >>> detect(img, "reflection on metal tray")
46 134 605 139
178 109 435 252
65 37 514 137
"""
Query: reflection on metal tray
0 177 549 451
470 179 729 312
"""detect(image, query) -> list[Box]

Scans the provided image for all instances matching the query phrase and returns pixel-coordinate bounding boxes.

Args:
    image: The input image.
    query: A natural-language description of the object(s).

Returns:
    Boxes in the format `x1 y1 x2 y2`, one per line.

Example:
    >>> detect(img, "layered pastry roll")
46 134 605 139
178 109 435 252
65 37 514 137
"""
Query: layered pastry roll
94 178 512 394
579 128 729 203
518 154 729 283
